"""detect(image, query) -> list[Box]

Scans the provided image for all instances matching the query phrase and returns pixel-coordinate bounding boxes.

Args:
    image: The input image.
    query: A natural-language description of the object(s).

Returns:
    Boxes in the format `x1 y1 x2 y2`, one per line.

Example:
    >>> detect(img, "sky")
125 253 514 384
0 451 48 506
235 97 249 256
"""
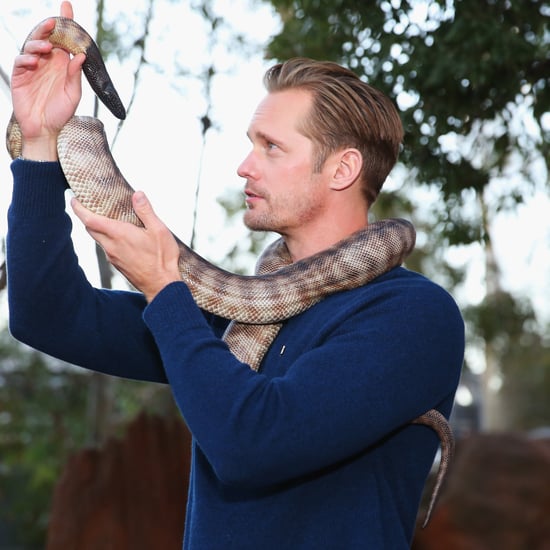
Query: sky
1 0 549 334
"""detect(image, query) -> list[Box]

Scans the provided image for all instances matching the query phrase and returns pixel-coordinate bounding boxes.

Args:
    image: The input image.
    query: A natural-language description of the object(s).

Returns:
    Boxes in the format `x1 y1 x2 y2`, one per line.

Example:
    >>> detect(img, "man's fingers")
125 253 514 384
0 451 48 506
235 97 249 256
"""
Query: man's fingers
21 37 54 57
71 197 137 237
71 198 106 232
71 197 91 224
26 18 57 43
67 52 86 86
60 1 74 19
13 53 40 71
132 191 159 229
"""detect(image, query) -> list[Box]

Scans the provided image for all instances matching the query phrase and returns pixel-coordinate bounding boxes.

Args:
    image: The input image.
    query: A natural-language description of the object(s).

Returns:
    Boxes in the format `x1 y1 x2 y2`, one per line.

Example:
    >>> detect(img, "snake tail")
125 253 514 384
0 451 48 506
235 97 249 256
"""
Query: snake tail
413 409 455 528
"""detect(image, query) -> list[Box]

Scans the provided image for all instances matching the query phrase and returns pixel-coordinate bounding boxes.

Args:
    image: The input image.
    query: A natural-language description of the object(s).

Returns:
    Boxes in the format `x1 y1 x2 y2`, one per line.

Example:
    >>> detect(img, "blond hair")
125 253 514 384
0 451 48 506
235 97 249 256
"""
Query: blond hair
263 58 403 205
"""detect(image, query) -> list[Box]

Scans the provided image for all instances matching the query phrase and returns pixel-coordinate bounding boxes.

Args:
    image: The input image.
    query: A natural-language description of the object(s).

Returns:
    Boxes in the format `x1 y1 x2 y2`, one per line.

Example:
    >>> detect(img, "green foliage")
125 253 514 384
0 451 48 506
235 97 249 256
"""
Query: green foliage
264 0 550 244
464 290 534 350
0 328 176 546
502 331 550 429
261 0 550 430
463 293 550 429
0 331 89 545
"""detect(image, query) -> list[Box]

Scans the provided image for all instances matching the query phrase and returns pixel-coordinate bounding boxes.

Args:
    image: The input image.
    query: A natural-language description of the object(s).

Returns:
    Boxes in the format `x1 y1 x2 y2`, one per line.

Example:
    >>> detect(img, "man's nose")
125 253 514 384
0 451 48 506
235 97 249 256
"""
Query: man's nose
237 150 258 180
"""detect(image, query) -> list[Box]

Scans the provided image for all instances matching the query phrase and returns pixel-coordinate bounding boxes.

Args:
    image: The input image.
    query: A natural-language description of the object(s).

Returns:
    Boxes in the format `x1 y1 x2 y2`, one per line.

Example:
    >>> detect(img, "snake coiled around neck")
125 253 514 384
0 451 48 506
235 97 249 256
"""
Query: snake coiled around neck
6 16 453 528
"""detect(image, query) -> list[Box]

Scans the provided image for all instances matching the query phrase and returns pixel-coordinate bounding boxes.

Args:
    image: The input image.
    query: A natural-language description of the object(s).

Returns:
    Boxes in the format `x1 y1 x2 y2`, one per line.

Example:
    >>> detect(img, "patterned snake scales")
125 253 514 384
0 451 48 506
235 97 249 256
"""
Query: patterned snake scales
7 17 453 527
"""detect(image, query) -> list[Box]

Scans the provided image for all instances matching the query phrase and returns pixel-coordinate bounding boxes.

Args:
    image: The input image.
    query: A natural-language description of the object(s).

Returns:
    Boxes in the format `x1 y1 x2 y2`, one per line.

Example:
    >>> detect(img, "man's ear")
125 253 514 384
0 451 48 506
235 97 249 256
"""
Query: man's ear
330 148 363 191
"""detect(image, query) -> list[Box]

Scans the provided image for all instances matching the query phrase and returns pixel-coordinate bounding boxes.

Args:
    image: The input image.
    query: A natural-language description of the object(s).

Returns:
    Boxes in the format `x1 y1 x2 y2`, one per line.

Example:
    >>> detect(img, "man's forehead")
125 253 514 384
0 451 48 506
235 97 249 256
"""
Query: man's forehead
247 89 312 136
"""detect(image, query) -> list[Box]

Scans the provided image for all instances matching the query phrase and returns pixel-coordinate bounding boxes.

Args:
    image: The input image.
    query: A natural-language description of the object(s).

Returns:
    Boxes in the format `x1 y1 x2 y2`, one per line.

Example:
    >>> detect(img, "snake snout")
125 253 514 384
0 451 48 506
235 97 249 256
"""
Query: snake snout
81 60 127 120
50 17 127 121
100 84 127 120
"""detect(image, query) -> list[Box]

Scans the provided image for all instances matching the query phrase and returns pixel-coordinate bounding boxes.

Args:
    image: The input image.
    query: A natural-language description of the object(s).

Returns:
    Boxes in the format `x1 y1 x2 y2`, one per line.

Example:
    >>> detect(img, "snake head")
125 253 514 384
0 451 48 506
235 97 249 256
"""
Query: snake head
81 61 127 120
47 17 127 120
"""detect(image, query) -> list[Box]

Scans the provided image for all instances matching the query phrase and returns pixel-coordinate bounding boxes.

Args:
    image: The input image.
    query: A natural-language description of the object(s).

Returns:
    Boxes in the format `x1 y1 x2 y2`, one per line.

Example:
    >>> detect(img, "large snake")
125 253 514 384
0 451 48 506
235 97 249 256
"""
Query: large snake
7 17 453 527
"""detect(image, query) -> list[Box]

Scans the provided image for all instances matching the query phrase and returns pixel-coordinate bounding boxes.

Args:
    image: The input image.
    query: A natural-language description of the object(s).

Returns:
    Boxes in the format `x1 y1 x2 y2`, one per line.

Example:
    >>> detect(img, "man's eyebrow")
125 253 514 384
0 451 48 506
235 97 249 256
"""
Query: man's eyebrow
247 129 280 144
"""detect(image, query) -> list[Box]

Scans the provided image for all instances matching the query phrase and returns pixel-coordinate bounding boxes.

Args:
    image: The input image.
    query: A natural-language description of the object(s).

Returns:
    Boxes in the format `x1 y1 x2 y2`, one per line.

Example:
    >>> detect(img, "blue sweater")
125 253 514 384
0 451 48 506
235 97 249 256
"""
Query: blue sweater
7 159 464 549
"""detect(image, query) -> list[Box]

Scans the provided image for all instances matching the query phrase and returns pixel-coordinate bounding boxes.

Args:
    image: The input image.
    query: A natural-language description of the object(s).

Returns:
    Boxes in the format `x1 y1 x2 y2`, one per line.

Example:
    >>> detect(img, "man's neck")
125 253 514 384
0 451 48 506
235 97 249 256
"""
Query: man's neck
283 213 369 262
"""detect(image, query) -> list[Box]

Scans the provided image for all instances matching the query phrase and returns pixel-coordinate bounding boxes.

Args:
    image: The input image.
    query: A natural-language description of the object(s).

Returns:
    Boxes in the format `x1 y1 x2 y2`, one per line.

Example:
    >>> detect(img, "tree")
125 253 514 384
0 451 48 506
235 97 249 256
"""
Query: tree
0 1 166 543
262 0 550 429
0 1 274 543
464 291 550 430
0 328 176 545
265 0 549 202
83 0 160 448
0 332 90 545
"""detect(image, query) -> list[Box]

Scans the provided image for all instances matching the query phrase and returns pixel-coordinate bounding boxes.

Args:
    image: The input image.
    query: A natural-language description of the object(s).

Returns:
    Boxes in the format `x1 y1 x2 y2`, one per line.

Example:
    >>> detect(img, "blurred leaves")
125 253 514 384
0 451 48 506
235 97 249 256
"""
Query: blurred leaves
1 0 550 544
262 0 550 430
0 332 89 544
265 0 550 245
0 329 176 545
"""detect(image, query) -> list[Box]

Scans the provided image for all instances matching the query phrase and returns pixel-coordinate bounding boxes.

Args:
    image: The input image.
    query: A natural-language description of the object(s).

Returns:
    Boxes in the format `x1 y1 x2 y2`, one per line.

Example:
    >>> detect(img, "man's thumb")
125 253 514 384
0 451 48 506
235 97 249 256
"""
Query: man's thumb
132 191 152 222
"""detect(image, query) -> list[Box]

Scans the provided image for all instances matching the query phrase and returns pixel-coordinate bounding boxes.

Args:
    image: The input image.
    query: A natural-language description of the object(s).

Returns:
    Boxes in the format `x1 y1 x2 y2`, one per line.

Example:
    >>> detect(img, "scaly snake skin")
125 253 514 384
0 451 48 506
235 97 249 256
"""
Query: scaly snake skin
7 16 453 527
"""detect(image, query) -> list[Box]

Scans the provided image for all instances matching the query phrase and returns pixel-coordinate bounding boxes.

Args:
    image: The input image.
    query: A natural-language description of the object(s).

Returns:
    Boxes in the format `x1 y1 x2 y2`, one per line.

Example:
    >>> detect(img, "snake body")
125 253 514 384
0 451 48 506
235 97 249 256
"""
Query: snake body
7 16 453 527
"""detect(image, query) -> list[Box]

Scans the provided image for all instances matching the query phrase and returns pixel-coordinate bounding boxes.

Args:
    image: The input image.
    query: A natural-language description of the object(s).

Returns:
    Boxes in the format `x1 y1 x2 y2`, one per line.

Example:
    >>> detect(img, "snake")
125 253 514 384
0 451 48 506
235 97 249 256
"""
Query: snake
7 16 453 527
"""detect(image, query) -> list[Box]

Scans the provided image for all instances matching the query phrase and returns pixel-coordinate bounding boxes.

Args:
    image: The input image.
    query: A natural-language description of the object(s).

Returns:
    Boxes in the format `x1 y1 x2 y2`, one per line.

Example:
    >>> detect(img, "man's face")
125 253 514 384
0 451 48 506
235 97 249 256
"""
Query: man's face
238 89 331 238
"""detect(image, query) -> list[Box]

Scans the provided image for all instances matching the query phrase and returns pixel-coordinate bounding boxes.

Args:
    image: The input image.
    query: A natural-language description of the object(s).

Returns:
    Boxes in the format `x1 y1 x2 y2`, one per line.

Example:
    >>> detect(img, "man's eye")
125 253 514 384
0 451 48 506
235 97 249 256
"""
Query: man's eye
267 142 278 150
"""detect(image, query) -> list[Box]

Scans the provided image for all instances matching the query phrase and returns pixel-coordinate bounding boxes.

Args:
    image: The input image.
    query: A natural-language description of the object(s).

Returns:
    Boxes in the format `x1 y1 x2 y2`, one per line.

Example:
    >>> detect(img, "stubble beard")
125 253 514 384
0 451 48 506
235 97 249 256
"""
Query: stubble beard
243 190 324 237
243 172 326 235
243 208 275 233
242 189 281 233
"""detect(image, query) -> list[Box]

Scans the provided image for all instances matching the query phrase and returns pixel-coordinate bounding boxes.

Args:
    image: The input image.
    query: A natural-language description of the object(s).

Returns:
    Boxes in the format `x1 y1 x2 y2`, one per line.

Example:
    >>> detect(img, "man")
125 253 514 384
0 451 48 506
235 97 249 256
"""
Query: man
7 2 464 548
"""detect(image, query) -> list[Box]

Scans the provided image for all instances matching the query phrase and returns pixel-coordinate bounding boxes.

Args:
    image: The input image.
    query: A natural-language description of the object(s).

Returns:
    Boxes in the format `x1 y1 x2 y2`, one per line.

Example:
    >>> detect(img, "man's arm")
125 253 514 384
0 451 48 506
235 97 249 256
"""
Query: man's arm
142 271 464 488
7 160 167 382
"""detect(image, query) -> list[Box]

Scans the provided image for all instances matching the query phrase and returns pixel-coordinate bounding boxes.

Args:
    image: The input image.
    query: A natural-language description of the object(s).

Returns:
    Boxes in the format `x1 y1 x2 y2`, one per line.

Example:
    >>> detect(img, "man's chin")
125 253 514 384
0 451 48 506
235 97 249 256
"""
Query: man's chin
243 212 270 232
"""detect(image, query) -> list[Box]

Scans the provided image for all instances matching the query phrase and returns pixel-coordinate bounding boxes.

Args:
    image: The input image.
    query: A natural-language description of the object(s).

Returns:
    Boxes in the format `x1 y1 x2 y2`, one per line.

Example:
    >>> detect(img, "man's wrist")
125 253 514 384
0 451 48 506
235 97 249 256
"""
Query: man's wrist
21 136 59 162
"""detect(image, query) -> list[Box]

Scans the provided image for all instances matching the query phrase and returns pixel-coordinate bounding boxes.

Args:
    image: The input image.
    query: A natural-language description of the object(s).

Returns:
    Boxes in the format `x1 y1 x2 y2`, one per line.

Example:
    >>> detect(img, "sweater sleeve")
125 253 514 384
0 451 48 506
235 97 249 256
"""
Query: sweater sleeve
7 159 167 382
144 274 464 489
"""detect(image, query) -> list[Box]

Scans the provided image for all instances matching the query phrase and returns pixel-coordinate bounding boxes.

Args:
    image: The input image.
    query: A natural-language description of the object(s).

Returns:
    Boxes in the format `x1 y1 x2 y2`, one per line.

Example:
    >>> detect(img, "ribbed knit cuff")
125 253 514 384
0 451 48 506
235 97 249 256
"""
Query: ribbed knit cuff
143 281 208 334
9 158 69 219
